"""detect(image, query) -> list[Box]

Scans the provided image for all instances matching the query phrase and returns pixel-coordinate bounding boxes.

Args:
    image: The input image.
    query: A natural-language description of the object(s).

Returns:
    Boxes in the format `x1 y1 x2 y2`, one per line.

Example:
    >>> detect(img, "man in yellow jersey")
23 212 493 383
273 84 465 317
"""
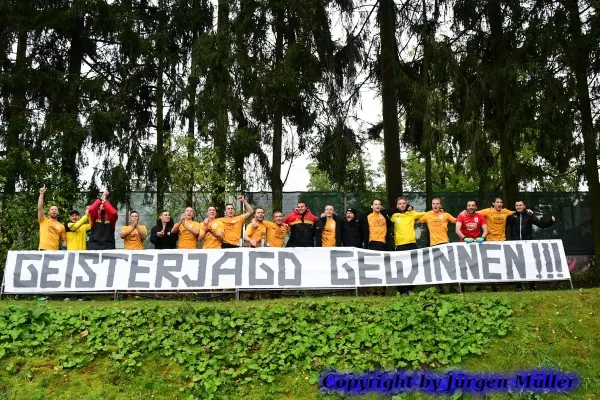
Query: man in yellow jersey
37 185 66 250
383 197 425 294
120 210 147 250
171 207 202 249
384 197 425 251
200 206 225 249
362 199 390 250
420 198 457 293
316 205 342 247
218 195 254 248
244 207 267 247
251 211 289 247
419 198 456 246
65 207 91 250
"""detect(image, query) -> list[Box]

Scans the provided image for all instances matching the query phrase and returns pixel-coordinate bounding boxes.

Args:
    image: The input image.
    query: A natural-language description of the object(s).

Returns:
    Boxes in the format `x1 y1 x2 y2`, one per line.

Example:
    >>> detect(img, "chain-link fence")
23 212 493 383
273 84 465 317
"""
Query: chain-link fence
107 191 592 255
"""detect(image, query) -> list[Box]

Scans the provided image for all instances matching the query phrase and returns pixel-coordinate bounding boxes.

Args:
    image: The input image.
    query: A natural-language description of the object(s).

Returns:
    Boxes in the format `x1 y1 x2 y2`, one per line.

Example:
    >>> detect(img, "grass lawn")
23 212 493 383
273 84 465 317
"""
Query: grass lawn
0 287 598 400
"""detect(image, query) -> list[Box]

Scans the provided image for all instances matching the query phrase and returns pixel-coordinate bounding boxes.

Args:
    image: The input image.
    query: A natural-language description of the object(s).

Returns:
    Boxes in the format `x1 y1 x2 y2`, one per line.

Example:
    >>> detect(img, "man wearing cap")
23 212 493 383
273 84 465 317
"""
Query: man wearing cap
66 207 91 251
341 208 363 247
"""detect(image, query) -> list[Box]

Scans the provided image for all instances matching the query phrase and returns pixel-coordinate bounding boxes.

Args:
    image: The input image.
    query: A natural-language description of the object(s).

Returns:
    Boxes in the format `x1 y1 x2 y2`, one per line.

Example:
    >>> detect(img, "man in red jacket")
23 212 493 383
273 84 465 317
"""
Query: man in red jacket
88 190 118 250
283 202 318 247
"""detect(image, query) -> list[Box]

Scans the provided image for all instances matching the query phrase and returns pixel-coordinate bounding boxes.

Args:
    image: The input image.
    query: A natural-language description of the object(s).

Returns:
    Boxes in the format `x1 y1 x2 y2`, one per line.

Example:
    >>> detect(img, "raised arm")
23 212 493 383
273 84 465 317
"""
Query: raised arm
103 200 118 225
136 225 148 240
37 185 46 221
171 214 184 235
239 195 254 220
88 199 101 224
533 215 555 229
69 214 89 232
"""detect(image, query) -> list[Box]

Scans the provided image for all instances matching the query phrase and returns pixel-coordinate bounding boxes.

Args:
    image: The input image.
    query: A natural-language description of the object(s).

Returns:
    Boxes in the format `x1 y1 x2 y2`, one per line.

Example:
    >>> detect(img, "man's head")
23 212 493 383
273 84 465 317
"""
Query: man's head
345 208 356 221
466 200 477 214
225 203 235 217
255 207 265 222
69 210 80 223
432 198 442 212
184 207 195 219
324 205 334 218
372 199 382 212
129 211 139 225
49 205 59 219
396 197 407 211
273 211 284 225
207 206 217 219
297 202 307 214
515 200 526 213
493 197 503 211
159 210 171 224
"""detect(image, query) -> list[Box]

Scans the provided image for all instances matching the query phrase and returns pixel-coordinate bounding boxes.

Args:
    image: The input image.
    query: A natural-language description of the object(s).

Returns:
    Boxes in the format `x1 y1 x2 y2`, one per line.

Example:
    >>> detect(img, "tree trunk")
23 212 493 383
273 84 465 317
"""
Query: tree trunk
212 0 230 213
155 3 166 214
488 0 519 206
271 8 284 212
379 0 403 208
4 25 27 195
61 0 85 189
186 8 199 207
564 0 600 260
422 0 433 210
488 0 518 207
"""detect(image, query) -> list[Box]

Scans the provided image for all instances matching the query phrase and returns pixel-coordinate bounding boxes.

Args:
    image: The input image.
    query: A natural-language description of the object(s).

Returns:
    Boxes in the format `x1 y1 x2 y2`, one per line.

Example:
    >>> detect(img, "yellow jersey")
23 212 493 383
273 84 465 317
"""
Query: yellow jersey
390 211 426 246
479 208 514 241
66 215 91 251
121 225 147 250
203 219 224 249
419 211 456 246
177 220 202 249
38 216 66 250
218 215 248 246
262 221 289 247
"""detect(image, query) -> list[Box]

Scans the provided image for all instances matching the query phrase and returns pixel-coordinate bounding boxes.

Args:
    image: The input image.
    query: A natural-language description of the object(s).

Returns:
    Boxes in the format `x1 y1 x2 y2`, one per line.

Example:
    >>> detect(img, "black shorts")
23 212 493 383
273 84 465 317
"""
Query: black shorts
221 243 238 249
368 241 386 251
394 243 417 251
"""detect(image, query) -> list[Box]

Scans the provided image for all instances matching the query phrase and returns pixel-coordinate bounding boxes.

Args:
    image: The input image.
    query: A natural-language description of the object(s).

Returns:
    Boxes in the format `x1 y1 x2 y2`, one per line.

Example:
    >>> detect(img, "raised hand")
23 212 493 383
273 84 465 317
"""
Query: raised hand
39 185 46 194
551 216 556 222
238 195 245 202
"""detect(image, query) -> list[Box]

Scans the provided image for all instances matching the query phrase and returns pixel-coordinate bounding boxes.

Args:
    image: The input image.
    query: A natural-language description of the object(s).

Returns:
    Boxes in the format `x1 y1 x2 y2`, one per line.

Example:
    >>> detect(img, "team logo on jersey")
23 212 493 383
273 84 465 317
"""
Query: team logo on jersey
231 219 237 223
439 215 444 219
212 223 218 229
474 217 479 222
395 217 401 222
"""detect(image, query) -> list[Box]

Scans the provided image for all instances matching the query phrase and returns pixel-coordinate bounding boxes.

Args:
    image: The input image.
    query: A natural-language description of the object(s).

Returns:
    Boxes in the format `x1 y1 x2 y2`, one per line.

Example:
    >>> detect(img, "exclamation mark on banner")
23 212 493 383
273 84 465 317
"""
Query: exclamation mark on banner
551 243 564 278
531 243 543 279
542 243 554 279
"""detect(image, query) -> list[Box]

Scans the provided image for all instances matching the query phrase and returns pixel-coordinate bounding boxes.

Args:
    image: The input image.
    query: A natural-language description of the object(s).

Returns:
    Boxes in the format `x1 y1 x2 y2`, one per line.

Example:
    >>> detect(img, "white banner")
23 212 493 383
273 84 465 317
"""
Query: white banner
2 240 570 293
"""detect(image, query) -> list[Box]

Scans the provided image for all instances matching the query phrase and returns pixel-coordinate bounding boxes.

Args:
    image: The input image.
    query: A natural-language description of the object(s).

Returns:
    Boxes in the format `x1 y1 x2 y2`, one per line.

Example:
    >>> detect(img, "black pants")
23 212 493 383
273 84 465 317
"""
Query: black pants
395 243 417 293
368 241 386 251
221 243 238 249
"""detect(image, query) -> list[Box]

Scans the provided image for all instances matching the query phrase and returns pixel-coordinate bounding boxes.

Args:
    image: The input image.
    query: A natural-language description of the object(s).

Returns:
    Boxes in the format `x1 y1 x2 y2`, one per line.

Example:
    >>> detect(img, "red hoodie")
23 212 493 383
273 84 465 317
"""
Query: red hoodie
87 199 118 250
283 208 318 247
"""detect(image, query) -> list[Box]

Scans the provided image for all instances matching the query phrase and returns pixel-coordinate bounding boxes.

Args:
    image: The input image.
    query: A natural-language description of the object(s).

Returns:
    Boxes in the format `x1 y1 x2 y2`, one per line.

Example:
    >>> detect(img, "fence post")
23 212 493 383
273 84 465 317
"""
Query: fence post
0 274 5 301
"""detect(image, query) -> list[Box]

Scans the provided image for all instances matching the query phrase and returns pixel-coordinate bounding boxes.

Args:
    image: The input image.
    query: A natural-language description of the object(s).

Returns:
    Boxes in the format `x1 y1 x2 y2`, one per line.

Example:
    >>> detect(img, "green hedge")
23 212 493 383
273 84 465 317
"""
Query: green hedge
0 290 511 399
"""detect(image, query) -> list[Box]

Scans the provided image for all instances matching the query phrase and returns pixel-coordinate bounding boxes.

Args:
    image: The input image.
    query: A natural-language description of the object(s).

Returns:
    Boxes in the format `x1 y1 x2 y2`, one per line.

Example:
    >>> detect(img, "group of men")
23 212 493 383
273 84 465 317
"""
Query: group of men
37 187 556 280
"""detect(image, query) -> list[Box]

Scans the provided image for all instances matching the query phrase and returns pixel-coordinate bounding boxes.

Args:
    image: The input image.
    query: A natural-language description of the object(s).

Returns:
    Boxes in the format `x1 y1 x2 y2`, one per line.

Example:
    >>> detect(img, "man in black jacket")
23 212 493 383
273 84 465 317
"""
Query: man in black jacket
150 210 178 249
341 208 363 247
508 200 556 290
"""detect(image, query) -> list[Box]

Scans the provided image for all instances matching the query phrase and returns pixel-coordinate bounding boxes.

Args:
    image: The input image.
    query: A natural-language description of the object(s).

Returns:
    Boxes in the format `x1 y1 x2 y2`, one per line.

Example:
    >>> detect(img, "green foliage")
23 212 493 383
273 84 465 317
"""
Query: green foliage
0 290 511 399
